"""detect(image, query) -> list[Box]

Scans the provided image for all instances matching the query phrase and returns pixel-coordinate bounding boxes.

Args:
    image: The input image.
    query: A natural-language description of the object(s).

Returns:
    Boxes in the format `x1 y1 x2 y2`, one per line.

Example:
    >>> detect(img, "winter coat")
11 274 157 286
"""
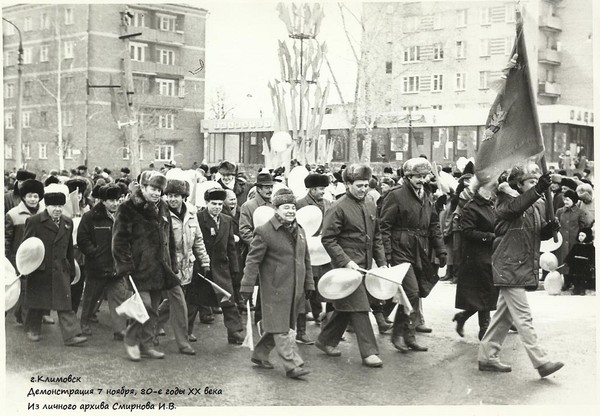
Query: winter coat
239 192 274 246
77 202 116 278
22 210 76 311
321 191 386 311
4 190 20 215
241 216 314 332
112 187 179 292
380 183 446 297
189 209 238 307
218 177 250 207
555 205 588 266
563 243 595 279
492 186 548 288
168 202 209 286
455 193 498 311
5 201 44 270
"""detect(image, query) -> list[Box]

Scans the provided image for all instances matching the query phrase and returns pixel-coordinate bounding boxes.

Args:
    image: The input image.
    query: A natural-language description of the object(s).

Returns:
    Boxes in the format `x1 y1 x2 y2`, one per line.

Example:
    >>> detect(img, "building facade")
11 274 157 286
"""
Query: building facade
3 3 207 173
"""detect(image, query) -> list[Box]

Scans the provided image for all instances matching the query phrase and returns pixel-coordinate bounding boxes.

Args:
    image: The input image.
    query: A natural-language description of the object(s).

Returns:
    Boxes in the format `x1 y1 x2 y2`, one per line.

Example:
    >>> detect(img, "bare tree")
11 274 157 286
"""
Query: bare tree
208 88 235 119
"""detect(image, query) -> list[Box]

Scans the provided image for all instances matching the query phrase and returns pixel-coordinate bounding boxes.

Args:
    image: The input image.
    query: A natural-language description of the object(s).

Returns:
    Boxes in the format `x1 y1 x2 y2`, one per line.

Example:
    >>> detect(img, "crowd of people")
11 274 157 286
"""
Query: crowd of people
4 156 595 380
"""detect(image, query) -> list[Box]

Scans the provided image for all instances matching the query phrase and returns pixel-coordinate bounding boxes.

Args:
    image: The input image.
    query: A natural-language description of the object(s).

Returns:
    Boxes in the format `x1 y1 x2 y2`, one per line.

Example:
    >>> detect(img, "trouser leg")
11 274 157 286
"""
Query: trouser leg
57 310 82 342
478 289 513 363
297 313 307 336
80 277 106 325
317 310 350 347
187 304 199 334
254 286 262 324
70 268 85 313
14 277 27 323
222 305 243 335
166 285 191 349
106 278 130 334
125 290 160 349
25 309 43 335
273 331 304 371
350 311 379 358
477 310 491 340
392 266 420 341
252 332 275 362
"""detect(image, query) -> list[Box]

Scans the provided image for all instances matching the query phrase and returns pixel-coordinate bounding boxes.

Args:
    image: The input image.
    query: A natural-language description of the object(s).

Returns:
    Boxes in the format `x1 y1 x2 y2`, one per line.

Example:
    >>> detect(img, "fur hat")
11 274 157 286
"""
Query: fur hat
204 188 227 201
65 178 88 194
121 167 130 174
342 164 372 183
116 181 130 196
165 179 190 198
272 188 296 207
99 183 122 201
383 166 394 174
18 179 44 199
219 161 236 175
304 173 330 188
91 184 102 199
255 172 274 186
43 183 69 206
579 227 594 243
380 177 396 187
507 163 541 188
561 177 578 191
576 183 593 201
77 165 88 172
139 170 167 191
44 175 60 186
403 158 432 177
16 170 36 181
563 189 579 205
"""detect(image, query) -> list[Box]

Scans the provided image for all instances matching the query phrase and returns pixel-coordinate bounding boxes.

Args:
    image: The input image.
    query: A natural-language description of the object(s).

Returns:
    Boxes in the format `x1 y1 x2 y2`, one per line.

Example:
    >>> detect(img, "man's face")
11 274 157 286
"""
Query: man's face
206 200 223 216
24 192 40 208
407 173 429 190
309 186 326 201
518 178 538 193
141 185 162 203
46 205 63 220
550 182 561 192
348 180 369 200
167 193 183 210
102 198 120 213
225 192 237 210
256 185 273 201
276 203 296 223
220 172 235 186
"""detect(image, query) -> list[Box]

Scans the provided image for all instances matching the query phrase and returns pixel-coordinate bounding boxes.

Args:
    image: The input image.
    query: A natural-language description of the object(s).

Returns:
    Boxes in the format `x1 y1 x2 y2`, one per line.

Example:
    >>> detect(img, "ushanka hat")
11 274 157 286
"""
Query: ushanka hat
16 169 36 181
99 183 123 201
563 189 579 205
165 179 190 198
403 158 432 177
43 183 69 205
304 173 330 188
204 188 227 201
65 177 88 194
342 164 372 183
272 188 296 207
139 171 167 191
508 163 541 187
18 179 44 199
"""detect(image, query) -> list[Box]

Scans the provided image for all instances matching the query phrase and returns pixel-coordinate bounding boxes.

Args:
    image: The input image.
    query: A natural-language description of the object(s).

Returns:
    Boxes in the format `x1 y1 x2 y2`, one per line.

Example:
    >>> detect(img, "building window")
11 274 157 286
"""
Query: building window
24 17 32 32
23 48 33 64
5 113 14 129
122 144 144 160
402 105 419 112
157 78 176 96
456 41 466 59
505 36 515 55
480 8 491 25
41 13 50 29
130 42 146 62
456 73 466 91
159 114 174 129
5 144 13 160
5 83 15 99
159 15 176 32
63 111 73 126
479 39 490 57
64 41 74 59
432 105 443 110
39 143 48 159
40 45 49 62
24 81 33 97
23 143 31 159
403 46 421 62
40 111 48 127
65 8 74 25
402 76 420 93
456 10 467 27
432 74 443 91
433 44 444 60
40 79 49 96
64 76 74 91
159 49 176 65
155 144 174 161
385 61 392 74
479 71 489 89
433 13 442 30
132 11 145 27
506 5 515 23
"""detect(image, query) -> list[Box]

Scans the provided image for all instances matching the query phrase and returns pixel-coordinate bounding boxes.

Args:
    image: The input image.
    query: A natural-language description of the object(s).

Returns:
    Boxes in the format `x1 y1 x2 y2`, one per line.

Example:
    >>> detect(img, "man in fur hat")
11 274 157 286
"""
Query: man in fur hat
112 171 179 361
317 164 387 368
576 183 594 227
77 183 131 340
4 169 36 214
218 160 250 207
22 184 88 346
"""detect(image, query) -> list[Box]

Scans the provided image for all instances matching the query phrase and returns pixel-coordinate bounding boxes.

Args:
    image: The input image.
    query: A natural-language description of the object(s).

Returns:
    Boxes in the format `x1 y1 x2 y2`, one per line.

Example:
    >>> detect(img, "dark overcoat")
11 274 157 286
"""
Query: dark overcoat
555 205 588 266
22 210 76 311
241 216 314 333
112 187 179 292
455 193 498 311
77 202 115 278
321 191 386 311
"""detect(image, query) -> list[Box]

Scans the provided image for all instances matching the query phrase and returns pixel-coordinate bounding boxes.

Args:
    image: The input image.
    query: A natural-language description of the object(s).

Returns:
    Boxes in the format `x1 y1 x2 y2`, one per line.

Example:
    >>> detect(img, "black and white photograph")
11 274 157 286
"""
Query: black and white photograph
2 0 597 413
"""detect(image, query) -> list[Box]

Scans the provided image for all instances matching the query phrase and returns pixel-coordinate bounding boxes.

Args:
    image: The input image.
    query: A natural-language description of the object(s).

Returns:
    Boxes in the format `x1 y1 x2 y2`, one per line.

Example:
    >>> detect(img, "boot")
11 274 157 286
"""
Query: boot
296 314 314 344
374 312 393 334
452 312 466 337
478 311 490 341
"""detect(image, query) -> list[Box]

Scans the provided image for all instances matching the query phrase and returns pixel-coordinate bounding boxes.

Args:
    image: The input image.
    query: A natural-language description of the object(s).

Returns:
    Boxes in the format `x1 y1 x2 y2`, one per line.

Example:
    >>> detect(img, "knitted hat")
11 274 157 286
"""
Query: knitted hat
165 179 190 198
272 188 296 207
99 183 122 201
204 188 227 201
16 170 36 181
304 173 330 188
563 189 579 205
18 179 44 199
43 183 69 206
139 171 167 191
507 163 541 188
403 158 432 177
342 164 372 183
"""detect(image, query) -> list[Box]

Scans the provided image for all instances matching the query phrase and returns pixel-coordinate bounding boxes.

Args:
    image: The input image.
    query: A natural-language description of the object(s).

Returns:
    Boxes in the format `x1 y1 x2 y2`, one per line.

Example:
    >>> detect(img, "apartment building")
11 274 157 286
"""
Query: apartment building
3 4 207 173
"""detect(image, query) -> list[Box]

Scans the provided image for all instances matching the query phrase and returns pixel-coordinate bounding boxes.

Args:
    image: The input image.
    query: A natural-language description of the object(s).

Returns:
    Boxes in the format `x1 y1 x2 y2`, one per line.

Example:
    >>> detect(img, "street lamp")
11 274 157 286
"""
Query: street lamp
3 17 24 169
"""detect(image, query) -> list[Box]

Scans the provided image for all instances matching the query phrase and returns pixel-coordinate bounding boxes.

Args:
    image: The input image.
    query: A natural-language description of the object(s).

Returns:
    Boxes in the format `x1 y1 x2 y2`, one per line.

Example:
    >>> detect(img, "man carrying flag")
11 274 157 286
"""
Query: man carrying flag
474 9 564 378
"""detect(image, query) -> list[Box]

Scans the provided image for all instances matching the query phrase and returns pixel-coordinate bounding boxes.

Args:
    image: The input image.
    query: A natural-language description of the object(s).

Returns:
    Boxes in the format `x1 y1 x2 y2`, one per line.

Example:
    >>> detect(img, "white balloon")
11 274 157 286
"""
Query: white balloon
288 166 309 199
540 252 559 272
5 257 18 286
306 236 331 266
544 271 563 295
296 206 322 237
194 181 221 208
253 206 275 228
271 131 293 152
16 237 45 276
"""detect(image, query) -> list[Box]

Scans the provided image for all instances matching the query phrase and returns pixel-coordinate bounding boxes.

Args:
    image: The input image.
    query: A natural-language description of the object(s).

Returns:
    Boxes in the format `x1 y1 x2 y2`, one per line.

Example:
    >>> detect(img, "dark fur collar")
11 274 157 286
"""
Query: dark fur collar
129 187 164 219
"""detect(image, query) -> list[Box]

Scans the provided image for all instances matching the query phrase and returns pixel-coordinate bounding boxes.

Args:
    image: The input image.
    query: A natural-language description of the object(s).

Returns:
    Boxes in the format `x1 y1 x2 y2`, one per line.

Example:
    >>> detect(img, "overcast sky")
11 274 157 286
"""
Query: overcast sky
203 1 362 118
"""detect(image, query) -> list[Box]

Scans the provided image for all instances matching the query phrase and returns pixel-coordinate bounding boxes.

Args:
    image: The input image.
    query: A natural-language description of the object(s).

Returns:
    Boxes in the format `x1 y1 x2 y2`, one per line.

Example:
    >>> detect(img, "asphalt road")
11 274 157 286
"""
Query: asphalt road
3 281 598 412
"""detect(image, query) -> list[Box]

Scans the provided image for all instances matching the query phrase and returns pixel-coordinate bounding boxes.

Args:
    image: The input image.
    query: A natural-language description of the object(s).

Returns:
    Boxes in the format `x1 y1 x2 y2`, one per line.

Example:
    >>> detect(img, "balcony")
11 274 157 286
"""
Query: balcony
130 61 186 77
538 48 561 65
539 15 562 31
134 93 185 108
538 81 561 97
120 25 184 46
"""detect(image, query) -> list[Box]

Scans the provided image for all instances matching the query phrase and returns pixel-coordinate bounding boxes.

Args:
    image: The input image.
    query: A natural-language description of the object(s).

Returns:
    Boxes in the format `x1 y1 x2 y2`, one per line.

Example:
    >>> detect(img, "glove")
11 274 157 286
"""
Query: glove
239 291 253 303
305 289 316 300
534 171 552 194
541 218 561 240
438 253 447 268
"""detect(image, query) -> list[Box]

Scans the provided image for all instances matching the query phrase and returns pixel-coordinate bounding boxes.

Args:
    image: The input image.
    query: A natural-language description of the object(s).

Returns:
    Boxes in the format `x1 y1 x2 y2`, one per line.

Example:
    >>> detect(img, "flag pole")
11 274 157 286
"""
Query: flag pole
516 7 557 240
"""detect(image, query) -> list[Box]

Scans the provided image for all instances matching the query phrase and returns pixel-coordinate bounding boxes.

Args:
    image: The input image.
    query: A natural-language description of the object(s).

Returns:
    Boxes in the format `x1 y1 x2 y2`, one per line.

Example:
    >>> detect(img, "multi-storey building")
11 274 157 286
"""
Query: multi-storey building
3 4 207 173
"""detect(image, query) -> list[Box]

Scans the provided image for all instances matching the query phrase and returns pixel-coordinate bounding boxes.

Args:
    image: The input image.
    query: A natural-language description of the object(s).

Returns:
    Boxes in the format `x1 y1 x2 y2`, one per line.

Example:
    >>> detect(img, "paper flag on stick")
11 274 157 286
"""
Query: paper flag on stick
115 276 149 324
241 300 254 351
198 273 231 301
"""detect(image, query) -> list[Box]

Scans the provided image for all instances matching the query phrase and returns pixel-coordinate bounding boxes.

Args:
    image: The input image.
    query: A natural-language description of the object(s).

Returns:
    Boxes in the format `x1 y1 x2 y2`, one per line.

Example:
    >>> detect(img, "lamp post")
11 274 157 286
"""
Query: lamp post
3 18 24 169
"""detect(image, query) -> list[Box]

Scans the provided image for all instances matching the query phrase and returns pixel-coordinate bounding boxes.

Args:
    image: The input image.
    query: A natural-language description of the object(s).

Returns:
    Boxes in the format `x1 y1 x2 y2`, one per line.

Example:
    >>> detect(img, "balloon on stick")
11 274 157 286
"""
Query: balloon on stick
16 237 45 276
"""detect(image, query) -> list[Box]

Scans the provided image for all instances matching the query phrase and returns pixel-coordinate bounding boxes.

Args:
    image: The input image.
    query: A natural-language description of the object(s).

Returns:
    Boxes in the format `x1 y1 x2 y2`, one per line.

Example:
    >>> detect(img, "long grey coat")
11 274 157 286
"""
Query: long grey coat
241 216 314 333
